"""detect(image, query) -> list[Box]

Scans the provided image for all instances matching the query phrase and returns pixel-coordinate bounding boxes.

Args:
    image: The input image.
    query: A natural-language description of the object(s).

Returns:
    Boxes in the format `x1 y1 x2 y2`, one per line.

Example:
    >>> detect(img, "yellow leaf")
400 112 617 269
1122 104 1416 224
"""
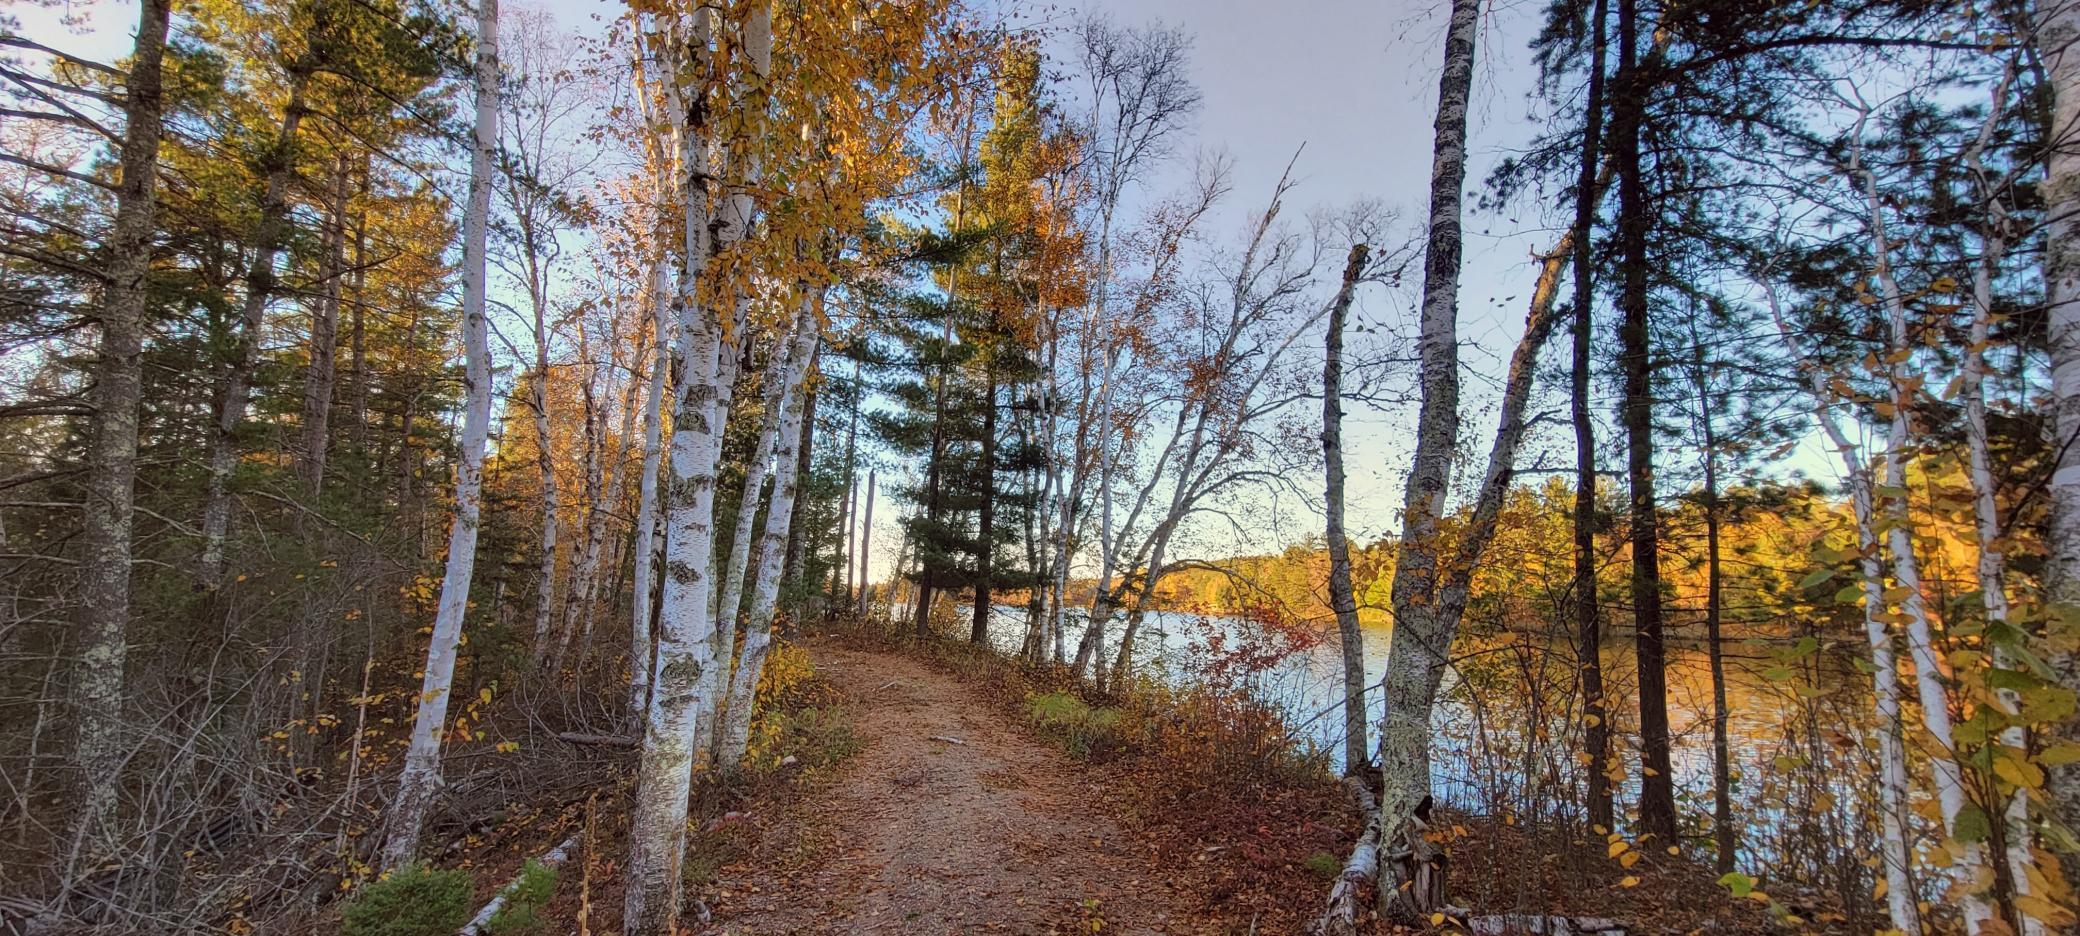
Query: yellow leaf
1619 876 1640 888
1619 852 1640 869
1608 840 1630 857
1431 913 1446 926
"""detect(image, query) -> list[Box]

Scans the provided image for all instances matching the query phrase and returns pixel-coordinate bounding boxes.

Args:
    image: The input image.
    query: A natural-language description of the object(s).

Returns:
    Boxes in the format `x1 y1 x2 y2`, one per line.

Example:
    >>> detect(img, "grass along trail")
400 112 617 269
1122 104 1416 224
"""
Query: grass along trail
700 644 1204 934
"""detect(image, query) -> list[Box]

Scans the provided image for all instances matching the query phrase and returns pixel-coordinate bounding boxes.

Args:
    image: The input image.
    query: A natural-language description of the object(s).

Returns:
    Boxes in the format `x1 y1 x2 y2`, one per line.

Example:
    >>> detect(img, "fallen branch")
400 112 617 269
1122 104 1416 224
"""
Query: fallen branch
556 732 638 748
928 735 966 746
459 833 579 935
1308 779 1381 935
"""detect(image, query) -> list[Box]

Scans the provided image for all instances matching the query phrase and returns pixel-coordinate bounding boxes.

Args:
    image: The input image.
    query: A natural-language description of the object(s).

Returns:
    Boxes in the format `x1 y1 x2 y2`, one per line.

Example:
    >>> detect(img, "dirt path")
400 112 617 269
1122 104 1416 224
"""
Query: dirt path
702 645 1203 935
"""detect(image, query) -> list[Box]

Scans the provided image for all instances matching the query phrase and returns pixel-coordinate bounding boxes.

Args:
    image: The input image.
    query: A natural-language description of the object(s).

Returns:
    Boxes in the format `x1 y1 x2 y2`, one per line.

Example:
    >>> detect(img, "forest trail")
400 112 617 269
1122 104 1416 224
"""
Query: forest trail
702 645 1202 935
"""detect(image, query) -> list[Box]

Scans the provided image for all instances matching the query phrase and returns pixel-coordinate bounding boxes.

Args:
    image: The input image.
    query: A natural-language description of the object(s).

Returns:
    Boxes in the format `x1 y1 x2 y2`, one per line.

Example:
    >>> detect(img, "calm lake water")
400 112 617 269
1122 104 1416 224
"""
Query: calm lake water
976 603 1877 865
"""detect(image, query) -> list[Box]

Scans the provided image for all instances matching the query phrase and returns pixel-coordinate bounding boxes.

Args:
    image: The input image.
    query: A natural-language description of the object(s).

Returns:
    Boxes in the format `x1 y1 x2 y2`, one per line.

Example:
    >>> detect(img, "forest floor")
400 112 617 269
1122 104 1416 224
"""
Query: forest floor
696 644 1208 934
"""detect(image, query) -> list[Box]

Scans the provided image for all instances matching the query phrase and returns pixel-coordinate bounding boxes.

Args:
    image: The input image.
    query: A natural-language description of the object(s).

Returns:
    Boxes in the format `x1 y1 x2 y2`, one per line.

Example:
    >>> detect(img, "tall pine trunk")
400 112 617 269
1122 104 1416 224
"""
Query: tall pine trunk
200 70 311 585
970 363 998 644
1610 0 1677 840
68 0 170 884
1567 0 1614 836
382 0 498 868
299 154 350 494
1688 343 1734 872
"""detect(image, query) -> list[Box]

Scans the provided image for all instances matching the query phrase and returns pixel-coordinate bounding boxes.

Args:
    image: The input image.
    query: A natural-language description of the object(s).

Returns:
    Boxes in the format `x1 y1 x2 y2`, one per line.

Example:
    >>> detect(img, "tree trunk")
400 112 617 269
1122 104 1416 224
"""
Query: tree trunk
628 208 673 712
718 315 820 764
717 310 808 634
557 348 607 669
1609 0 1677 841
67 0 170 884
1863 150 1993 932
382 0 498 868
1763 279 1920 936
1322 243 1370 776
625 8 728 930
1567 0 1614 837
1375 0 1478 919
200 70 312 586
2038 0 2080 876
299 153 349 494
1689 343 1735 873
971 363 998 644
856 469 876 619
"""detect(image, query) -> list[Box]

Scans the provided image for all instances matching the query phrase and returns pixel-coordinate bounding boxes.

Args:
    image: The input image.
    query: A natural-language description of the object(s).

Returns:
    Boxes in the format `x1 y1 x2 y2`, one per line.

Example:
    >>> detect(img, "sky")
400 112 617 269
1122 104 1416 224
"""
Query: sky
11 0 1838 587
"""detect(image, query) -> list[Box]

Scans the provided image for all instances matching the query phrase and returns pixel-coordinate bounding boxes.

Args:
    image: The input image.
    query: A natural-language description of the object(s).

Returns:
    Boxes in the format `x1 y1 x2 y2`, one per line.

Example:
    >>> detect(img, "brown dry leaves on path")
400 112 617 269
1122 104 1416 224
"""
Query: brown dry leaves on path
700 645 1208 935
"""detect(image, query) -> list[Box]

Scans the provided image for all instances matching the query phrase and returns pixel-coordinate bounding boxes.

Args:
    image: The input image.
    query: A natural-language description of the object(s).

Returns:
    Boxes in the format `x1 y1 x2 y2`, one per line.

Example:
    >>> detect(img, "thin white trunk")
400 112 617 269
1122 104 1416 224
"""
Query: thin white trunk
1764 279 1919 936
382 0 498 869
629 234 672 711
299 155 350 493
2037 0 2080 872
1961 66 2041 933
718 318 819 764
625 9 722 931
1321 244 1369 775
1858 134 1993 933
1376 0 1478 918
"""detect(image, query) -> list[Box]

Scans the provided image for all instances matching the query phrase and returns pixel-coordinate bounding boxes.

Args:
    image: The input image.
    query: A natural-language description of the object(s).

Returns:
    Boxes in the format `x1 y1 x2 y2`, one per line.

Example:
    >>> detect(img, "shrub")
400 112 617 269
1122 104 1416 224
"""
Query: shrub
341 863 473 936
1026 691 1126 759
484 859 557 935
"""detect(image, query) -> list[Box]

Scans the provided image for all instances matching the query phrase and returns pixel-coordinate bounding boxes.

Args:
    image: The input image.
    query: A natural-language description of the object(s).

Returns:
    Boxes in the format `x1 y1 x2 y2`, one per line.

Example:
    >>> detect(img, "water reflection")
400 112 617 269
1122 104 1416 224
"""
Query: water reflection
977 604 1889 873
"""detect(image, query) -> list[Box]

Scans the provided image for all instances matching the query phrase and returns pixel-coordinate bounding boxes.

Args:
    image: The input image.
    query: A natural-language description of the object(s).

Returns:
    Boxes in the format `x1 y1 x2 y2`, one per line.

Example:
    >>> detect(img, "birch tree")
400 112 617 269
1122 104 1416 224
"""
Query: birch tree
382 0 499 870
2035 0 2080 873
717 305 821 763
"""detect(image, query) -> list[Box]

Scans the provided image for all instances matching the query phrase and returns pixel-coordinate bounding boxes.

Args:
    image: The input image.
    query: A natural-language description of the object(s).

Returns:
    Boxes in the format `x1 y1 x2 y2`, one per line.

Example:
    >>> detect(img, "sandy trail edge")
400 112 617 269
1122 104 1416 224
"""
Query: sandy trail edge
700 644 1203 935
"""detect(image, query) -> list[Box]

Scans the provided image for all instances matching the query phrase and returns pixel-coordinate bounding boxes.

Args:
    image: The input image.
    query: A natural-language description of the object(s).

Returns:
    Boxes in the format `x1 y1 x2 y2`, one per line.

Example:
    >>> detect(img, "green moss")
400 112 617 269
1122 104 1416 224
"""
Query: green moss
341 863 473 936
1025 692 1126 759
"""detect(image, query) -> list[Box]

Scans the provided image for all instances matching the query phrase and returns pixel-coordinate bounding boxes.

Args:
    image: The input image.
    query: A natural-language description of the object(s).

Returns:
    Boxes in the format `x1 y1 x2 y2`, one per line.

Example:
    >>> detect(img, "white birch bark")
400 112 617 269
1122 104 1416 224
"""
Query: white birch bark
1961 65 2042 934
556 340 606 667
625 8 724 930
382 0 498 869
1763 278 1919 936
2037 0 2080 869
716 310 806 642
629 228 673 711
299 154 350 493
1376 1 1478 918
525 237 561 664
717 317 820 764
68 0 170 880
1857 131 1992 932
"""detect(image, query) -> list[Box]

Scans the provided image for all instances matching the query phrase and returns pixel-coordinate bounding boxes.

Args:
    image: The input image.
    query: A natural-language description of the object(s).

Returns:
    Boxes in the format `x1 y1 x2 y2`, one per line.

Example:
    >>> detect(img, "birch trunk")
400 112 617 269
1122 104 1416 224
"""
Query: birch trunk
201 71 311 586
716 310 807 637
625 9 725 930
1374 0 1478 918
557 347 606 668
69 0 170 880
526 247 560 664
718 319 820 764
1321 243 1370 776
703 311 811 754
628 177 675 711
1962 71 2041 931
1860 137 1993 933
1763 280 1919 936
2038 0 2080 872
382 0 498 868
